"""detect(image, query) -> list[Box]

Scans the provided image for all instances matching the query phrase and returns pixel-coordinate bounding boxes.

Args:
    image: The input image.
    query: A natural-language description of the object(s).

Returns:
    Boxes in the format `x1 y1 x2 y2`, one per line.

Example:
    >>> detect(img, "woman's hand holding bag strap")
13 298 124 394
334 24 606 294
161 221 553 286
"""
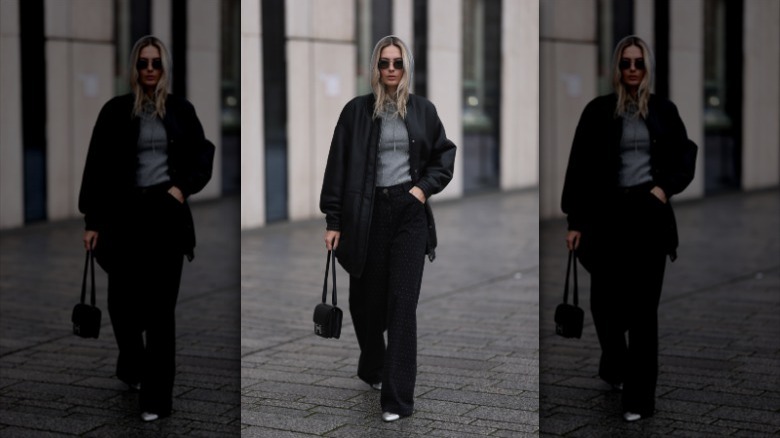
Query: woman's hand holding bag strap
313 250 343 339
554 250 584 338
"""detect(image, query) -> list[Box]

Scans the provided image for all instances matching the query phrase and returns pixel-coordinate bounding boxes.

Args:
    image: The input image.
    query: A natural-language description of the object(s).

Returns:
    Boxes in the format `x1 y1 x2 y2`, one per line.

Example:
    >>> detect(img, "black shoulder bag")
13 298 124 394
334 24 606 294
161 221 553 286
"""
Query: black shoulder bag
554 250 584 338
313 250 343 339
72 250 102 338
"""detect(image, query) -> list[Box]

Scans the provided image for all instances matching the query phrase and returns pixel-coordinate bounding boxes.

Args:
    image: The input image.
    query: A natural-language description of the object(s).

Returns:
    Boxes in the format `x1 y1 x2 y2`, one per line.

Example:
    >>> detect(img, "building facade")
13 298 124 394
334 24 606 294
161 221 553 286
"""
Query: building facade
540 0 780 219
241 0 539 228
0 0 239 229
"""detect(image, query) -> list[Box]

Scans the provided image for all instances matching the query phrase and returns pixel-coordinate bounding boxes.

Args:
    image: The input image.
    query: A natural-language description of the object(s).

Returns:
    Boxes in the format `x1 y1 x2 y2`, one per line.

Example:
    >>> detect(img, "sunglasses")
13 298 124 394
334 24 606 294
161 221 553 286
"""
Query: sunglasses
136 58 163 71
619 58 645 70
378 59 404 70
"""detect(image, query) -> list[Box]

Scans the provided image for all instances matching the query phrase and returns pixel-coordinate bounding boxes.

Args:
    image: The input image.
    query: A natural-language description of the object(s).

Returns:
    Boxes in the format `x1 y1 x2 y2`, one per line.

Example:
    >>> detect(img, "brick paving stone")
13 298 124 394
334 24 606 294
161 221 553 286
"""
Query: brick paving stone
0 427 74 438
309 405 374 421
323 424 429 438
416 365 496 380
0 197 241 435
491 429 538 438
713 418 780 435
422 388 534 410
664 387 780 411
248 397 317 412
471 418 539 434
666 420 738 436
414 399 478 416
413 410 479 425
297 396 360 410
655 399 718 418
731 431 778 438
242 427 321 438
0 409 106 435
540 189 780 436
467 405 539 425
242 409 347 435
426 428 496 438
242 190 539 436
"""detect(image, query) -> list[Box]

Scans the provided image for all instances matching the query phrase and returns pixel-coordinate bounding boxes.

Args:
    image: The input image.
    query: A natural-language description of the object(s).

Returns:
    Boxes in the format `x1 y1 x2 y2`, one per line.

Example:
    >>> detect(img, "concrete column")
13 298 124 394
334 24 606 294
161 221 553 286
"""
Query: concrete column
0 0 24 228
286 0 355 221
151 0 172 49
187 0 221 200
742 0 780 189
634 0 654 55
669 0 704 200
45 0 114 221
427 0 463 199
393 0 414 47
539 0 598 219
500 0 538 190
241 0 265 228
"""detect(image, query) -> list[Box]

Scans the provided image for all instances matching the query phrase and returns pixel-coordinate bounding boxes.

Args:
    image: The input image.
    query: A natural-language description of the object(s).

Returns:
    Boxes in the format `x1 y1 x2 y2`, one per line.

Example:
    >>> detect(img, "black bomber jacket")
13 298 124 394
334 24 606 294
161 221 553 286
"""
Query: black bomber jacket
78 93 214 261
561 93 697 260
320 93 457 278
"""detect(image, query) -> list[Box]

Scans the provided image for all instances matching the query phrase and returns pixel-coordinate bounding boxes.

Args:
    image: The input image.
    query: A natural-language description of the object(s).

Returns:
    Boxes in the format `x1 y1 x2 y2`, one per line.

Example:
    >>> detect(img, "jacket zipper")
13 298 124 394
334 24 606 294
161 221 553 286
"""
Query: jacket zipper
358 118 381 268
404 117 417 183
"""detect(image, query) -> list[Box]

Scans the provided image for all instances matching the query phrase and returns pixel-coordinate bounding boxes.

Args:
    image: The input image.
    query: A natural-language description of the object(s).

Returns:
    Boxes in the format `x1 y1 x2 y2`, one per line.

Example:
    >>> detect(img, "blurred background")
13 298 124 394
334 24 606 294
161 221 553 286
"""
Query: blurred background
240 0 539 228
540 0 779 219
0 2 242 432
0 0 241 230
539 1 779 434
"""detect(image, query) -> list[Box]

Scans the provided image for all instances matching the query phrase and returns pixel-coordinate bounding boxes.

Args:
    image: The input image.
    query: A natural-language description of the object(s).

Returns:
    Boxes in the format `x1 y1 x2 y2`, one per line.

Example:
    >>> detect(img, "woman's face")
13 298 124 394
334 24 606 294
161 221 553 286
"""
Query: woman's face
378 45 404 93
137 45 162 92
619 45 645 91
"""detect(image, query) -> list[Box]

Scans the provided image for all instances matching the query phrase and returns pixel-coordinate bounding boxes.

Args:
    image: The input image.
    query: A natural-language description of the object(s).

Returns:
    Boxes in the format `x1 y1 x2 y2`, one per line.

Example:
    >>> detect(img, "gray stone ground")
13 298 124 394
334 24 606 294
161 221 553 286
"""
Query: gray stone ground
0 197 241 436
241 189 540 437
539 188 780 437
5 187 774 437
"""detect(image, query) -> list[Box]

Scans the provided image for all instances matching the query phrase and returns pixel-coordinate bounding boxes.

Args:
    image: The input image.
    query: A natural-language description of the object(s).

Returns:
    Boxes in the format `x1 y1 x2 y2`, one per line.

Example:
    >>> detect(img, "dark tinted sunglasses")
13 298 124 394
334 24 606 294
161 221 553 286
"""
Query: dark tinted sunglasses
136 58 163 70
619 58 645 70
378 59 404 70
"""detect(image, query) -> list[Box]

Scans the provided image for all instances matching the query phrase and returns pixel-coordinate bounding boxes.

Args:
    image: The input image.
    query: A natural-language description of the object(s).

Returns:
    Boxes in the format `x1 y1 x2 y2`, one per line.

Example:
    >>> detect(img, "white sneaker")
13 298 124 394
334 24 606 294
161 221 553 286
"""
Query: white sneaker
140 412 159 422
381 412 400 422
371 382 382 391
623 411 641 422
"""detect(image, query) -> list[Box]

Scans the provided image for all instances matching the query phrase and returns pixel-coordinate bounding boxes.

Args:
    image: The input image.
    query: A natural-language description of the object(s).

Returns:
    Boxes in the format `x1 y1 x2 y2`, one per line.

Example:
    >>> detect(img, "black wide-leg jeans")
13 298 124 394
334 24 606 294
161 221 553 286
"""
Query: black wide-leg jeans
590 185 668 417
349 182 428 417
108 185 184 415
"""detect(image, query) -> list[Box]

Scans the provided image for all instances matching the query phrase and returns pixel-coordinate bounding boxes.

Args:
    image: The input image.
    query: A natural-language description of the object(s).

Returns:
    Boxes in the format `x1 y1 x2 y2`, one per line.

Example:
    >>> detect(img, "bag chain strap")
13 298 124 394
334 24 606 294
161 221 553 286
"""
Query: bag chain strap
81 250 97 306
563 250 579 307
321 250 338 306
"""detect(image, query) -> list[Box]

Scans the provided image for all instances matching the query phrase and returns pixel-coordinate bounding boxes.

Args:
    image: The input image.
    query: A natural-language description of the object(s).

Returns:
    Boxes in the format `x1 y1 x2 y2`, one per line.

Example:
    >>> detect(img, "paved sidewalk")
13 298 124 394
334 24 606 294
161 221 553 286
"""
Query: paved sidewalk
0 197 241 436
241 189 540 437
539 189 780 437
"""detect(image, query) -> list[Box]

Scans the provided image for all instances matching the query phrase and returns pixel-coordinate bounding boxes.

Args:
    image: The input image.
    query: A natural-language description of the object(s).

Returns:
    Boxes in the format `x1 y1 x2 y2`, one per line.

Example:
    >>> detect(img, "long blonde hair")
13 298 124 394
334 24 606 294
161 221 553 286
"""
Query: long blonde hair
612 35 654 119
370 36 414 119
129 35 171 118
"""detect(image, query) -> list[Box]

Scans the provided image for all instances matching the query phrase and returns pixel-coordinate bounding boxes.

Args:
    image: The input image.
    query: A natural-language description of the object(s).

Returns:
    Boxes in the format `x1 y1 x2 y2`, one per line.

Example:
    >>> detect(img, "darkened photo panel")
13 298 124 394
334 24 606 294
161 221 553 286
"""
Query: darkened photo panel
240 1 541 435
0 1 241 434
539 0 779 435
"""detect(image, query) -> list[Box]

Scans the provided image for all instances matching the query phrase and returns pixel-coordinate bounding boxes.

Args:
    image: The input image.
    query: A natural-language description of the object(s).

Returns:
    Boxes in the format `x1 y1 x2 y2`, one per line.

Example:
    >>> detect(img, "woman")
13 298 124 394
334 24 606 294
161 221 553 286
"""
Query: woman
79 35 214 422
561 35 697 422
320 35 456 422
